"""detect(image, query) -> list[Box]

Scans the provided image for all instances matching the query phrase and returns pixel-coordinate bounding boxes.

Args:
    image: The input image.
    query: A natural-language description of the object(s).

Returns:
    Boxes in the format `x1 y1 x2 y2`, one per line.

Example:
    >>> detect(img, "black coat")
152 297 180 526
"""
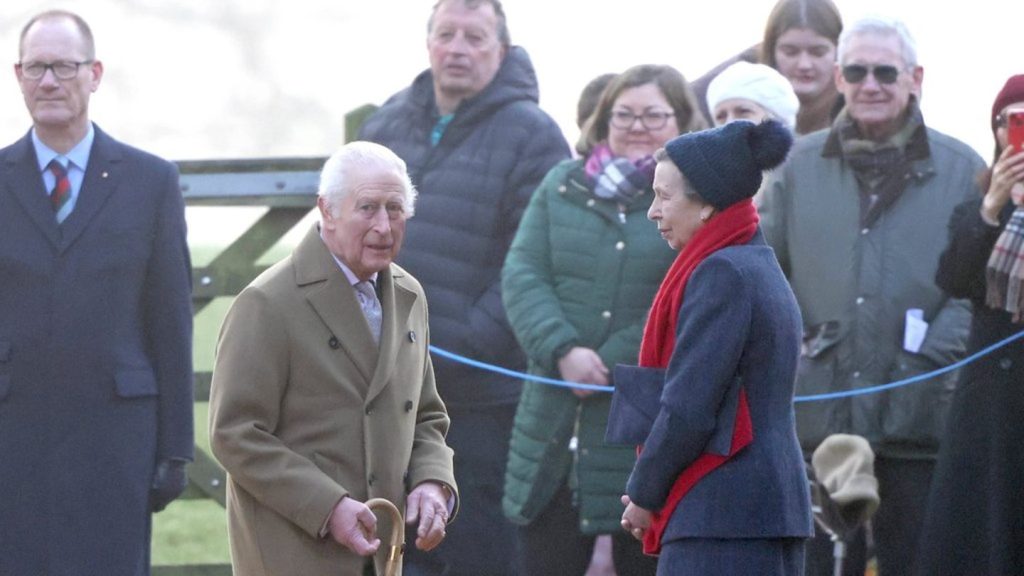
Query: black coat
0 127 194 575
916 197 1024 575
359 46 570 407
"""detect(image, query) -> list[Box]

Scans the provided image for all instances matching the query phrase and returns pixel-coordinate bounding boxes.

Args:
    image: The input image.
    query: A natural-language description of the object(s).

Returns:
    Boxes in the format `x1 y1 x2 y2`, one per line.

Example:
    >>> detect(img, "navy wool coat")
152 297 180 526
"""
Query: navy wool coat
0 126 194 576
626 232 814 542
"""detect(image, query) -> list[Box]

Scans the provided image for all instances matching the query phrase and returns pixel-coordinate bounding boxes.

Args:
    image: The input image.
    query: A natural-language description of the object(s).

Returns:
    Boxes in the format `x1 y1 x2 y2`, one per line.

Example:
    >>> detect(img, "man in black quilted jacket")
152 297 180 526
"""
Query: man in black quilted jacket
358 1 570 574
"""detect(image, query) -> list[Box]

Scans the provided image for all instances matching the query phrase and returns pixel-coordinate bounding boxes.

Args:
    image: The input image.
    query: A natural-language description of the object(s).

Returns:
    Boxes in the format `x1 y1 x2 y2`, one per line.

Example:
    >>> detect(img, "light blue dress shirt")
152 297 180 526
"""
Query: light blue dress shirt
32 124 95 223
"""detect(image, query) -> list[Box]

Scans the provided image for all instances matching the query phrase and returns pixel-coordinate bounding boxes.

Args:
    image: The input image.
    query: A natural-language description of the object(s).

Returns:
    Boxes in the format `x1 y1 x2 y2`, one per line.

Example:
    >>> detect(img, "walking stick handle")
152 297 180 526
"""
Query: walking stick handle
366 498 405 576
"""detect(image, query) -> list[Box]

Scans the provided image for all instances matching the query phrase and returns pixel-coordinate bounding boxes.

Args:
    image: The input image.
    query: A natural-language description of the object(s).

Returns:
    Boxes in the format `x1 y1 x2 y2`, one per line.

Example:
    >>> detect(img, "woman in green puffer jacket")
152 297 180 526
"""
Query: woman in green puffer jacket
501 64 707 576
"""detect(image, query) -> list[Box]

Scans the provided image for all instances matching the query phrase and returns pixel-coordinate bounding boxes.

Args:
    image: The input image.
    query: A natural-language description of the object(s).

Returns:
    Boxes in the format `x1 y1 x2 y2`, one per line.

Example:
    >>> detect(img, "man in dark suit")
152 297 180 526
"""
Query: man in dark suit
0 10 194 576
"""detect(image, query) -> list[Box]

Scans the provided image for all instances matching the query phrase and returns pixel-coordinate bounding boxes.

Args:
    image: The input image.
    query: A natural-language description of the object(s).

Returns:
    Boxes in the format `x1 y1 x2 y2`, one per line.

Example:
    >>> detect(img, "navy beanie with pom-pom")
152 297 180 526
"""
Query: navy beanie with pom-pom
664 119 792 209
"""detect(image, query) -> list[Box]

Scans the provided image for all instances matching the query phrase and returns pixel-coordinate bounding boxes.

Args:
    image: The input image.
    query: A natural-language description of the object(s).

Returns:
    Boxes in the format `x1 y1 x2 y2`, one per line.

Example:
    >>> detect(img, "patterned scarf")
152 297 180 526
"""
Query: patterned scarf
584 143 656 204
833 100 928 228
986 204 1024 322
636 200 758 555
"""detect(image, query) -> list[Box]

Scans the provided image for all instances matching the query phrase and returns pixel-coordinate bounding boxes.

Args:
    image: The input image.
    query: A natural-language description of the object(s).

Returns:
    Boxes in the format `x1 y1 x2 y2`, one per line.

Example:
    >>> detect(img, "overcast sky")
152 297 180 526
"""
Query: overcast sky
0 0 1019 162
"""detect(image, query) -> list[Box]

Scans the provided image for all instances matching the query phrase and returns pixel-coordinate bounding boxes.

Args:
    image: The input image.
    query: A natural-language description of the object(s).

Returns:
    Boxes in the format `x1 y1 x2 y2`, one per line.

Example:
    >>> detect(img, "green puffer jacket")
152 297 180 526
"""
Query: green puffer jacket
501 158 676 534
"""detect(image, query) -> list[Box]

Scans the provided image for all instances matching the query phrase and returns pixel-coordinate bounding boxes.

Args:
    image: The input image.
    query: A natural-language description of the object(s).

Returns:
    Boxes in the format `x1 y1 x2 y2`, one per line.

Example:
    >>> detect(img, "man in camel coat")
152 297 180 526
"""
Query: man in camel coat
210 141 457 576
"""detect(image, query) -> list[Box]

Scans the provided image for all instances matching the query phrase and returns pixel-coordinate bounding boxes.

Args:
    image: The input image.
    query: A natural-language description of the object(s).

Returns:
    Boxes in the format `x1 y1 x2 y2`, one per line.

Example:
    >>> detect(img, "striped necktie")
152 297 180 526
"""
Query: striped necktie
47 159 71 222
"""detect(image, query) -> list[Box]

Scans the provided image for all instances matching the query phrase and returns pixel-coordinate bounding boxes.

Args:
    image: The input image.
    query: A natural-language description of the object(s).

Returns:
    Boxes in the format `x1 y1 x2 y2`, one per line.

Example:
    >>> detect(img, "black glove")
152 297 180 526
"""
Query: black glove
150 458 189 512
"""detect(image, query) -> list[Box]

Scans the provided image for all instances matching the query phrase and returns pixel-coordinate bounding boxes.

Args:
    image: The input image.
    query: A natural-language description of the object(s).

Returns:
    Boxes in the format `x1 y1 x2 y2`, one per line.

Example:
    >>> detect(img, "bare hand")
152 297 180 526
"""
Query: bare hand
405 482 450 551
982 147 1024 220
558 347 609 398
619 494 652 542
328 496 380 556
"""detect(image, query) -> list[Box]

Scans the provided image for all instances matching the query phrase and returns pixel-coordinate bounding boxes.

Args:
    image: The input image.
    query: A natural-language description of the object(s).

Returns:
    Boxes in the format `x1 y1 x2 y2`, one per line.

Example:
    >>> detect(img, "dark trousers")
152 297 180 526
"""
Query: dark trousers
518 484 657 576
805 456 934 576
403 404 519 576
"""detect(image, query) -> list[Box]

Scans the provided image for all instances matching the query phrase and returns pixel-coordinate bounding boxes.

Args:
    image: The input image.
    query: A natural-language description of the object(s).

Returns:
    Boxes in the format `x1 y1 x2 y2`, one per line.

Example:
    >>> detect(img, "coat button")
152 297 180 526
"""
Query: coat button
999 357 1013 370
365 406 373 415
601 310 611 319
368 474 376 486
408 331 417 343
328 336 340 349
615 241 625 251
405 400 414 412
558 185 567 194
586 199 596 207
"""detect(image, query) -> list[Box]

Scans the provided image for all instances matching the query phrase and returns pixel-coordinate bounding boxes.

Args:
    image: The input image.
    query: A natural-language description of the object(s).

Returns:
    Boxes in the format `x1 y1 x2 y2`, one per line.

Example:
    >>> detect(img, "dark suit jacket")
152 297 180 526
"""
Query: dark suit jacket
0 125 194 576
625 231 814 541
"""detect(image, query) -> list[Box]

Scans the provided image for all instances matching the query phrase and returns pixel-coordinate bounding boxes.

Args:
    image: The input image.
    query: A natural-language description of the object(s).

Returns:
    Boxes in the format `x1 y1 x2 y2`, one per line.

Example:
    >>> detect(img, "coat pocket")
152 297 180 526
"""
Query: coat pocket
881 351 956 451
115 369 159 398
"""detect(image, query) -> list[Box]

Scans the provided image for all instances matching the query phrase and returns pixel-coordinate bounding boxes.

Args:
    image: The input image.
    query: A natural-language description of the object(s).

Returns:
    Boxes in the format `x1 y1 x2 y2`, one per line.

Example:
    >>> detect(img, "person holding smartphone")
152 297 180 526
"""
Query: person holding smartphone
915 74 1024 576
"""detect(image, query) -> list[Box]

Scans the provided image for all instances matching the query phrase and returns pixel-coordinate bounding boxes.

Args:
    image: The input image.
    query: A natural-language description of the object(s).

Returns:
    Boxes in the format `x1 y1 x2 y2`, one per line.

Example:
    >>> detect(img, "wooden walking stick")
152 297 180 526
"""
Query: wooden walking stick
366 498 405 576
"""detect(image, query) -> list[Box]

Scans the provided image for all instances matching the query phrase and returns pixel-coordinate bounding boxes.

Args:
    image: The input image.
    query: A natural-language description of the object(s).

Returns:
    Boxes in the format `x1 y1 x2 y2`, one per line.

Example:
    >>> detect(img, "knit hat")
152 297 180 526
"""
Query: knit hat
663 119 792 210
811 434 880 537
992 74 1024 129
706 61 800 130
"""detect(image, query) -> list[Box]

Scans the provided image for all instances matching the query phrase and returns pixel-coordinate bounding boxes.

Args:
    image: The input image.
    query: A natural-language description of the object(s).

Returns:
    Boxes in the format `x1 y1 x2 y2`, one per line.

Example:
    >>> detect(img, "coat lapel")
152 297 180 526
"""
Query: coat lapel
2 132 60 249
366 266 416 404
58 127 124 251
294 225 379 387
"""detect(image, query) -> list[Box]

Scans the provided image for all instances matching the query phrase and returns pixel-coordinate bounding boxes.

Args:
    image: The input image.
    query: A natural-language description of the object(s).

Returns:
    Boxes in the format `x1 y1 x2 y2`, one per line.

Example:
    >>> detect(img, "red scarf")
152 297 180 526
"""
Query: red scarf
637 199 758 555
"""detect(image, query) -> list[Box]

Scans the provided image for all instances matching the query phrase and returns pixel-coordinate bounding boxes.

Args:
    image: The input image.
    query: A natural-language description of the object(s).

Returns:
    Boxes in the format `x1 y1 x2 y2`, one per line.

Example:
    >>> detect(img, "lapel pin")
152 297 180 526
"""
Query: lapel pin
408 331 416 343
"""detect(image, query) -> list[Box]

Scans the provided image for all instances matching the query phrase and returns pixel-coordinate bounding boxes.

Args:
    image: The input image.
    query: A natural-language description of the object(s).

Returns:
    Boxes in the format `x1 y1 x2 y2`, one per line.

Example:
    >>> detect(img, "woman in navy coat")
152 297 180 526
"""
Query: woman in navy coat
615 120 813 575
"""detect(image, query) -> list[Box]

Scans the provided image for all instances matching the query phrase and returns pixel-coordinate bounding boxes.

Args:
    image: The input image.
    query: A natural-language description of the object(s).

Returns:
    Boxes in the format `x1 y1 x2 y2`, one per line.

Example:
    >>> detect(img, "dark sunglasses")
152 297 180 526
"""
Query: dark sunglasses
841 64 901 85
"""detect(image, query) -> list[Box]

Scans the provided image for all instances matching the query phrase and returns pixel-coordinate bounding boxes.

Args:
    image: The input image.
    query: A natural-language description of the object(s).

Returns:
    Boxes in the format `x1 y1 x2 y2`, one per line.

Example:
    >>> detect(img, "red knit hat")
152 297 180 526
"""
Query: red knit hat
992 74 1024 129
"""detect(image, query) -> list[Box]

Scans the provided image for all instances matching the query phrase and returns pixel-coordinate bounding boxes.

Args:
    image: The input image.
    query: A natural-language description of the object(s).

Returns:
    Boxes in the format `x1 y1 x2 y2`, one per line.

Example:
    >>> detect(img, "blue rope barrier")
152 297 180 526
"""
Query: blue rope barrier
428 327 1024 403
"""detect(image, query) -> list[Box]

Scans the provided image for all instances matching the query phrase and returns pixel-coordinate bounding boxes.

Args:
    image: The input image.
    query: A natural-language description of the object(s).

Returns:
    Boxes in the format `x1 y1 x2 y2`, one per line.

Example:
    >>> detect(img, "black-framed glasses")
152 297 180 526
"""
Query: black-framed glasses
17 60 92 80
610 110 675 131
841 64 901 85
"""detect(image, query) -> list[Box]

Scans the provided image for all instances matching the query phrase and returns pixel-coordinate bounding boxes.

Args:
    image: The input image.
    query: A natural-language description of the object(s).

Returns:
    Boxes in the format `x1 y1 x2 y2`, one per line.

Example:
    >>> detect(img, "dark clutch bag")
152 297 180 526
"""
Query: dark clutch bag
604 364 665 445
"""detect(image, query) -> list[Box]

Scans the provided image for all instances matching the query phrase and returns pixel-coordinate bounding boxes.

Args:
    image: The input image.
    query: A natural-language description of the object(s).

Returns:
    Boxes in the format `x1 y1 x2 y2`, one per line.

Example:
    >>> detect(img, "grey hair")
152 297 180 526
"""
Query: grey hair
428 0 510 49
653 148 703 201
837 15 918 68
317 141 417 218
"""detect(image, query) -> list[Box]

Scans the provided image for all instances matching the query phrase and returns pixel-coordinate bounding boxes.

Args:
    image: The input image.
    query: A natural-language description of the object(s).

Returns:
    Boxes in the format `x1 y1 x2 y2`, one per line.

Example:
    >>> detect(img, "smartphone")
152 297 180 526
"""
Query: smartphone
1009 109 1024 153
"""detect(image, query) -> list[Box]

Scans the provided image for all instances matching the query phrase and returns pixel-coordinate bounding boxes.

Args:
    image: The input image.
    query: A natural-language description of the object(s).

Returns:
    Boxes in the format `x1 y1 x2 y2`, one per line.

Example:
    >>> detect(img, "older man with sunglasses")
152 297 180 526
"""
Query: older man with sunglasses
758 16 984 576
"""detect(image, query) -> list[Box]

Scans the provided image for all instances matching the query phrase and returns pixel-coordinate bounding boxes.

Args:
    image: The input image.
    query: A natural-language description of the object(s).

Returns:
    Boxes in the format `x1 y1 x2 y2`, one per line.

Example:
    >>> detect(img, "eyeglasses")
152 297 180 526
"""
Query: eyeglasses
17 60 92 80
610 110 675 131
841 64 901 85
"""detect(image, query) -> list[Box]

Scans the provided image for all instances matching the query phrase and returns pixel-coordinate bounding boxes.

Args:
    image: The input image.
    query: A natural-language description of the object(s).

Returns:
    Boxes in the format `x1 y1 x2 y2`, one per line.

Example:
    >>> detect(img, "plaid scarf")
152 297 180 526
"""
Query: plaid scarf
831 100 928 228
986 205 1024 322
583 143 656 204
